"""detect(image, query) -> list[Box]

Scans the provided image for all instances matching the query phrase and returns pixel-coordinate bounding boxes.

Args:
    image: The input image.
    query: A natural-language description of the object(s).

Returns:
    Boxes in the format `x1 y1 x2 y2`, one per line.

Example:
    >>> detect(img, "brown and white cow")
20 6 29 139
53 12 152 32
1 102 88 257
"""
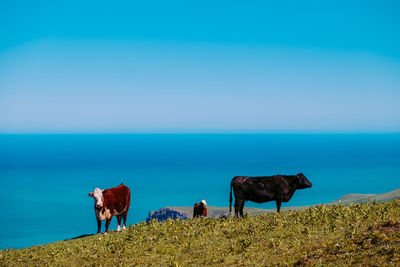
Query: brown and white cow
193 200 207 218
88 183 131 234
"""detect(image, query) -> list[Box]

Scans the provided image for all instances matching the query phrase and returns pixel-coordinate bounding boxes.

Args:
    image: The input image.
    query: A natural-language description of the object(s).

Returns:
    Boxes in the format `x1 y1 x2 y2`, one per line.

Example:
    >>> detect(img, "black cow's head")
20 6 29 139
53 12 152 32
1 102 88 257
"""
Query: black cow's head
296 173 312 189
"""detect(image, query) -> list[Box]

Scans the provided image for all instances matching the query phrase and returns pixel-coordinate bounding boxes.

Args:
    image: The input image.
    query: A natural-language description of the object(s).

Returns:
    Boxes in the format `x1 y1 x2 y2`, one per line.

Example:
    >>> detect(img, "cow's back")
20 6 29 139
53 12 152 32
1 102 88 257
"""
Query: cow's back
103 183 131 213
231 175 284 203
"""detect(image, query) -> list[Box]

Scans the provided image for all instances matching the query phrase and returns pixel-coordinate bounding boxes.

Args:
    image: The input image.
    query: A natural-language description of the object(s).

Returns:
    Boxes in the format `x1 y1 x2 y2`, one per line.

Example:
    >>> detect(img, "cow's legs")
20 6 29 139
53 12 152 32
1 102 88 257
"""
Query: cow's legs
234 199 239 218
104 217 113 234
97 219 102 234
234 199 244 218
239 200 245 217
276 200 282 212
116 215 122 231
122 210 129 229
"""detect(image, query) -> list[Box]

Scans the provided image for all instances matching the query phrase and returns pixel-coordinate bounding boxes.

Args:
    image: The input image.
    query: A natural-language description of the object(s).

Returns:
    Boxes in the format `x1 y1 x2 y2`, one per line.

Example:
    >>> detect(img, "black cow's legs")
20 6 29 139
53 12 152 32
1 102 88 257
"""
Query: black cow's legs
96 219 102 234
276 200 282 212
234 199 239 217
234 199 244 218
239 200 245 217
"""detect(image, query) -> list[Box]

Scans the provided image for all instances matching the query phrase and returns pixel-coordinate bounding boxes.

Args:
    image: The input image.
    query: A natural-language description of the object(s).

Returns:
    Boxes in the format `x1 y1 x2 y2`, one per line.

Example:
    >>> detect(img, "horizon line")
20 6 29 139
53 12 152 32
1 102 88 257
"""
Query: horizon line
0 130 399 135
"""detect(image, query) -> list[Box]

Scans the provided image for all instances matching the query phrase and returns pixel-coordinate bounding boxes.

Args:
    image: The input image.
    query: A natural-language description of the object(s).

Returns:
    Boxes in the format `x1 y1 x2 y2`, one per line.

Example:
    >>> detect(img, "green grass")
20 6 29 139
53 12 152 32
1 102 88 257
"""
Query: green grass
2 200 400 266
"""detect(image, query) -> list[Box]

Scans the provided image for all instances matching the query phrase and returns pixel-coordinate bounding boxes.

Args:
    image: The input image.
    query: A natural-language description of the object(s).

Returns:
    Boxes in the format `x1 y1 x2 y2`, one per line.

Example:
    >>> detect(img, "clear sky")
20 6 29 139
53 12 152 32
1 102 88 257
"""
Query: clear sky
0 0 399 133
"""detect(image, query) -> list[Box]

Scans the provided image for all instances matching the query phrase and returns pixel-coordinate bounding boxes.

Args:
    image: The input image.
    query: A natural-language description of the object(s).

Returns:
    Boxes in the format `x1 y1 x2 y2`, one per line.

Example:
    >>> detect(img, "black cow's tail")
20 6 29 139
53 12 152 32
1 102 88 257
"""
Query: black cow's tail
229 180 233 216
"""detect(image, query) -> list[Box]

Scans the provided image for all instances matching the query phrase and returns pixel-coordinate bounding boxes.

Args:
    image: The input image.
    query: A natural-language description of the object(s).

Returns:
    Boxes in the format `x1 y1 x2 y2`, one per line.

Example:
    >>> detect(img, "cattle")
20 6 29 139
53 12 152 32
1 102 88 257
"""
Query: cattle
88 183 131 234
193 200 208 218
229 173 312 217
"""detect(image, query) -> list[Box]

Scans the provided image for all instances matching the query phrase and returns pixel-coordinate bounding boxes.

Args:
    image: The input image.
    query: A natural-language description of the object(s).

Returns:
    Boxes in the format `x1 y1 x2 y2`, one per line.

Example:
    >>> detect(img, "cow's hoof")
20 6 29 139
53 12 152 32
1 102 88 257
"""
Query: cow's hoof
103 232 108 235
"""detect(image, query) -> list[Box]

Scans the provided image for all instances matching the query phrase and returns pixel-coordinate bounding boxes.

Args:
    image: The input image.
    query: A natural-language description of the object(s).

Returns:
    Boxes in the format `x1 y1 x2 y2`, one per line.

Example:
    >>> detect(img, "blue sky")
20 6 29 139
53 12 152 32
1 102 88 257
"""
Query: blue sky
0 0 399 133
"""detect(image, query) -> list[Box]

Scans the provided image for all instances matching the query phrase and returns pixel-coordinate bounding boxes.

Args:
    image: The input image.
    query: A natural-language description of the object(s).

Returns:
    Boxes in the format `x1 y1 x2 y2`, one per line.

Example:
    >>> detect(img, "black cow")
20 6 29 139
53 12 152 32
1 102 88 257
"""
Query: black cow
229 173 312 217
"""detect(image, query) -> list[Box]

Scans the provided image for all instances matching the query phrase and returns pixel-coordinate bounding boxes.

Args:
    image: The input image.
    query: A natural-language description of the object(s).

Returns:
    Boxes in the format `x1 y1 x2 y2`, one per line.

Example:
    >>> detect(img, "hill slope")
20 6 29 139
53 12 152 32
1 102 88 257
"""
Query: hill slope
2 201 400 266
332 188 400 205
169 205 308 218
165 188 400 219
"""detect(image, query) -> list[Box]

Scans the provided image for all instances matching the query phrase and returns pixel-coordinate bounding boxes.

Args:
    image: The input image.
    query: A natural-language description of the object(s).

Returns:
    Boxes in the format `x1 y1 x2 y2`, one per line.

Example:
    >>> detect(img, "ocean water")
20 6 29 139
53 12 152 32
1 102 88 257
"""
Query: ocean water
0 134 399 249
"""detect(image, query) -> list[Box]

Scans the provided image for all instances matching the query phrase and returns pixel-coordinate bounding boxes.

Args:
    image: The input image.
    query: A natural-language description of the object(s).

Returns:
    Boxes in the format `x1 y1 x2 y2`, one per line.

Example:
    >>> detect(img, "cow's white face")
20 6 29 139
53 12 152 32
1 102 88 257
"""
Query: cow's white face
89 188 104 208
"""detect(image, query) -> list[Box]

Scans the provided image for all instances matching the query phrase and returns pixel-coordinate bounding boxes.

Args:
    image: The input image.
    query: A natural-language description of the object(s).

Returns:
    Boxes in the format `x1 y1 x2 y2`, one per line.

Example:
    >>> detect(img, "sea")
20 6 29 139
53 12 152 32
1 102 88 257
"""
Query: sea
0 134 399 249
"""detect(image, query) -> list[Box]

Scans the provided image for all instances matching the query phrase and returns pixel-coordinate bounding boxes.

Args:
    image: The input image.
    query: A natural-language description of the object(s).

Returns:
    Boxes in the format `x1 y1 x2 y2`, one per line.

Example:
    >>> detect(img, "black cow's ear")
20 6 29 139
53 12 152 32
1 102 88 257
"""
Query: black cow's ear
88 193 94 197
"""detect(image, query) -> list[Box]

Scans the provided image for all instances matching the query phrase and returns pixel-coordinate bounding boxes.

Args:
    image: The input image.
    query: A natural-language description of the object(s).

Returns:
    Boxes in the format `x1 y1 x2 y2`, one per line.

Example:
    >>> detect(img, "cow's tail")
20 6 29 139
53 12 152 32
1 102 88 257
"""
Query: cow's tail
229 180 233 216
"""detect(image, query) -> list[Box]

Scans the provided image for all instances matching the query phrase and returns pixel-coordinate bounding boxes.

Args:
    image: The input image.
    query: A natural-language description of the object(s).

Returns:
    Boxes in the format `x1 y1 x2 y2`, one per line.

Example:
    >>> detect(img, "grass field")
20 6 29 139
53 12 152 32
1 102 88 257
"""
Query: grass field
1 200 400 266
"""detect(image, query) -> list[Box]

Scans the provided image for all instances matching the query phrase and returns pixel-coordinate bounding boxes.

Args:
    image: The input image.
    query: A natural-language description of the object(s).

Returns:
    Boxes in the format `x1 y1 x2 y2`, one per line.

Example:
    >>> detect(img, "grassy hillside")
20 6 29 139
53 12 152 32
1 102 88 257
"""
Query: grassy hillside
171 188 400 219
170 206 276 218
171 205 310 219
332 188 400 205
2 200 400 266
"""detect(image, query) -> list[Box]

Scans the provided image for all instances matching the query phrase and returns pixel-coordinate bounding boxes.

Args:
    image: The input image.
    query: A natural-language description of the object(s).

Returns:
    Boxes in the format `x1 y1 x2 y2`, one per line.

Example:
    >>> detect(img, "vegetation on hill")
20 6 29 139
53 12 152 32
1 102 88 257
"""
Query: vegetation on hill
1 200 400 266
